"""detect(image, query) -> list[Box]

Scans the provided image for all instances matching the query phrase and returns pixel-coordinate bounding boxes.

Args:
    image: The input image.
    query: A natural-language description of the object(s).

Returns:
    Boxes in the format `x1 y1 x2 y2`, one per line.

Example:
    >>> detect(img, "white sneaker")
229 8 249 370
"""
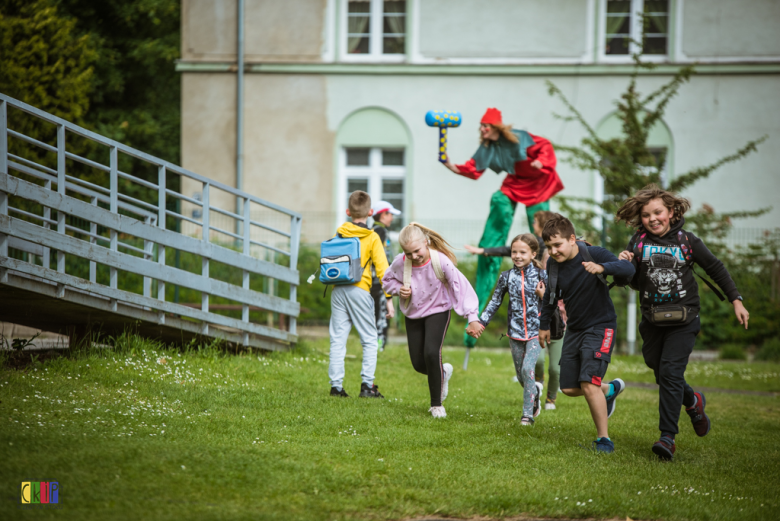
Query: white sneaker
429 406 447 418
441 363 453 401
533 382 544 417
544 399 556 410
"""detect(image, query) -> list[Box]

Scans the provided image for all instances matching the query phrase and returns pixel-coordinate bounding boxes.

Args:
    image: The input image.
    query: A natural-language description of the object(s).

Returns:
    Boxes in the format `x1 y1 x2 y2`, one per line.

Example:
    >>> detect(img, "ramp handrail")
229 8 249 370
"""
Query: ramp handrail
0 93 302 349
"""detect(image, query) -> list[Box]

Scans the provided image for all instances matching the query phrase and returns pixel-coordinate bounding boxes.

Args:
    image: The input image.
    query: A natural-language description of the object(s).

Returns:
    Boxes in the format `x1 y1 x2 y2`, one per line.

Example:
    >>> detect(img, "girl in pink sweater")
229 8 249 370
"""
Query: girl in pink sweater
382 223 481 418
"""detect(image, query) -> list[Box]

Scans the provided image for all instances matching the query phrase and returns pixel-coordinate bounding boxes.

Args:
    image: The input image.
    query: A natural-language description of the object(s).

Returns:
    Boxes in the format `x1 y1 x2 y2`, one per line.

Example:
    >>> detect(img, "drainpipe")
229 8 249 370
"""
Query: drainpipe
236 0 245 225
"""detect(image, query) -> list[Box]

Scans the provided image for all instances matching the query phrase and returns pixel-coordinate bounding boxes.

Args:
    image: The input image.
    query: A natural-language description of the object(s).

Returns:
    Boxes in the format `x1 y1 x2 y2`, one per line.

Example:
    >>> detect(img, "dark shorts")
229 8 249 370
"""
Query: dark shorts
559 326 615 389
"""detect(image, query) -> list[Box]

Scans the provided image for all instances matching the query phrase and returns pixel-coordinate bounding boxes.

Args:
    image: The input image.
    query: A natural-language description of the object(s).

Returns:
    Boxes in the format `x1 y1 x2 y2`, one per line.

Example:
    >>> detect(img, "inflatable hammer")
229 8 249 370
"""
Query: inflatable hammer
425 110 461 163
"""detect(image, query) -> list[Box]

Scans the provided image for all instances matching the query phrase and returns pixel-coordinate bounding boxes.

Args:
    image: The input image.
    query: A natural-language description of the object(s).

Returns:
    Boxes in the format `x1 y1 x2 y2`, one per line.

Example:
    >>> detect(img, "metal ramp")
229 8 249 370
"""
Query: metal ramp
0 94 301 351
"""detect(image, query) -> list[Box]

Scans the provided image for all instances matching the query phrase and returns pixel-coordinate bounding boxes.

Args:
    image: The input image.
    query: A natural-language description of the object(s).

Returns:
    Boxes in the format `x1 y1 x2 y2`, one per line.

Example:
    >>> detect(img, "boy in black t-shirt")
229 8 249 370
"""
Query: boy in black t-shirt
539 214 635 453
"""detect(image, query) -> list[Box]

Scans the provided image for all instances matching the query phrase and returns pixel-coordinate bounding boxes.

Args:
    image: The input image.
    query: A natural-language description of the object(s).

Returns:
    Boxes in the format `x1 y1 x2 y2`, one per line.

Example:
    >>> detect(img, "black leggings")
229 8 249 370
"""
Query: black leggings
405 311 451 407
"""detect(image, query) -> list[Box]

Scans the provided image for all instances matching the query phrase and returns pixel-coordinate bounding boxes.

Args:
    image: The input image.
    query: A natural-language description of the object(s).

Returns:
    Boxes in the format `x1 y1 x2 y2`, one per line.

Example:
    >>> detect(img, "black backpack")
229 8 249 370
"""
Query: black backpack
626 229 725 302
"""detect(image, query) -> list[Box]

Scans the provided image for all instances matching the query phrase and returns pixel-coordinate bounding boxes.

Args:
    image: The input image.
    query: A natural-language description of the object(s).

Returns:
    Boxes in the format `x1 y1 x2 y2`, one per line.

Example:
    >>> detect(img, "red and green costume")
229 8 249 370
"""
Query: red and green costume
454 108 563 346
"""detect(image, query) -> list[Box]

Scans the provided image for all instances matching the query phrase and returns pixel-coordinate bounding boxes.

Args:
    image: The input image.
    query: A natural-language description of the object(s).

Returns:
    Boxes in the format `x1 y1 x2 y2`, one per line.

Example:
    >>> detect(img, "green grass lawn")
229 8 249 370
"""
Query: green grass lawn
1 334 779 520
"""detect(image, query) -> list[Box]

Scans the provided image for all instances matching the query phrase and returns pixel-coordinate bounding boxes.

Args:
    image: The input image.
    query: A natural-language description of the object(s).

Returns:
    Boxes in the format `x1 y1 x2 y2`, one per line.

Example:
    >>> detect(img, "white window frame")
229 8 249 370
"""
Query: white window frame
598 0 670 63
338 147 406 223
340 0 406 63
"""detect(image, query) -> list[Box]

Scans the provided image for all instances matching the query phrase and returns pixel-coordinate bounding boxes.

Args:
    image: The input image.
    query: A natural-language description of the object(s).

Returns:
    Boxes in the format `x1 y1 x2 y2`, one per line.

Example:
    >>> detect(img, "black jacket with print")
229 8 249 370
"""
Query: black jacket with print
618 217 741 321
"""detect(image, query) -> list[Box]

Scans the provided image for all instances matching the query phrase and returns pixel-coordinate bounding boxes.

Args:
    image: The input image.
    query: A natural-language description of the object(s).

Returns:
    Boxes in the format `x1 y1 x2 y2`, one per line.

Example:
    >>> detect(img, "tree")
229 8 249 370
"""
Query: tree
0 0 98 165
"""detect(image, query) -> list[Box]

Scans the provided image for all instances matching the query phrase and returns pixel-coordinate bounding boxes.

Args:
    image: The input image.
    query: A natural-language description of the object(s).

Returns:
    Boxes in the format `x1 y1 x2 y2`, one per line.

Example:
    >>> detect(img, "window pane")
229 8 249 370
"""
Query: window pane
382 179 404 230
382 149 404 166
348 1 370 54
348 178 369 194
383 36 405 54
348 0 370 14
606 0 631 13
348 36 370 54
606 36 630 55
643 36 667 54
644 1 669 14
383 16 406 34
383 0 405 14
383 0 405 54
605 0 631 55
346 148 370 166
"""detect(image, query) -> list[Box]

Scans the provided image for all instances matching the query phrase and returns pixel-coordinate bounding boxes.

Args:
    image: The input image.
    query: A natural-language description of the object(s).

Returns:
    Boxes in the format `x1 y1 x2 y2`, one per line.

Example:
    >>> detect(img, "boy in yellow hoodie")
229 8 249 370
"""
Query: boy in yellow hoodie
329 191 393 398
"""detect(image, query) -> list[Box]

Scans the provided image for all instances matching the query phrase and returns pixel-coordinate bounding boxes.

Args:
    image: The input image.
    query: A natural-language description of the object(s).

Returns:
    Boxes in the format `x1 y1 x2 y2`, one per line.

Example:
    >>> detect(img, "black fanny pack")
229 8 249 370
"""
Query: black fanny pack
648 304 693 326
550 307 565 340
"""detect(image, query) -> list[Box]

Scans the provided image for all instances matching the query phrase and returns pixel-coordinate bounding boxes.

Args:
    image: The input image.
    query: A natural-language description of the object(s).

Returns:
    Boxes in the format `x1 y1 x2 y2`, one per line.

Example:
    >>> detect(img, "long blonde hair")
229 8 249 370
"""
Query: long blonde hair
510 233 543 269
479 123 519 146
398 222 457 265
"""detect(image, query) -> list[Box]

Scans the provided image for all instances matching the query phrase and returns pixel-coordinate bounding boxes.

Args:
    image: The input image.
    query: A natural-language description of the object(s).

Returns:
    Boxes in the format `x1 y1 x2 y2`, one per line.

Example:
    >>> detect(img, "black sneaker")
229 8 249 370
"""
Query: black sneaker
359 382 384 398
330 387 349 397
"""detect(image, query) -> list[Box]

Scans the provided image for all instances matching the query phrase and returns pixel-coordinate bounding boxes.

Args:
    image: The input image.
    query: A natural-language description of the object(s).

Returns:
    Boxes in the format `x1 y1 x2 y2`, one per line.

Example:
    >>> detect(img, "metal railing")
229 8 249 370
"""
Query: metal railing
0 93 302 350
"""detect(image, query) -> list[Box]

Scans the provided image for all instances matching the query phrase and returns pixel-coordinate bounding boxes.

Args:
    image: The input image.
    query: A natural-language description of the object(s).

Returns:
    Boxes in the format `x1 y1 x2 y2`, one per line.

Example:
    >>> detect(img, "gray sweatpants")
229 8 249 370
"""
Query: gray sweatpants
328 285 378 390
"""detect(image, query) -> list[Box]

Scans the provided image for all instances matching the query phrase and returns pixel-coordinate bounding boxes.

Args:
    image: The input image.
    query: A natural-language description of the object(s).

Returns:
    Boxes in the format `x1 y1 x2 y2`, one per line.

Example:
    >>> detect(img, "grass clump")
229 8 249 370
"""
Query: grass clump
719 343 747 360
756 337 780 362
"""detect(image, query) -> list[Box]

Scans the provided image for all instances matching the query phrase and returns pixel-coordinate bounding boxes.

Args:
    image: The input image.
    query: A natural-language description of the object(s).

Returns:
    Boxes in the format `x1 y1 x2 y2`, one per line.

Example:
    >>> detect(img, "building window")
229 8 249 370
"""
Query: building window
346 0 406 59
604 0 668 58
343 147 405 230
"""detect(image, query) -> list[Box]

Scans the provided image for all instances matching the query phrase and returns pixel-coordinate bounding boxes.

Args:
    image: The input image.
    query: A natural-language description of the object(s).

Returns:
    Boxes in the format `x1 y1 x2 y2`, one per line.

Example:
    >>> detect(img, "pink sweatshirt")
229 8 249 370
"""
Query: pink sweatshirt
382 252 480 323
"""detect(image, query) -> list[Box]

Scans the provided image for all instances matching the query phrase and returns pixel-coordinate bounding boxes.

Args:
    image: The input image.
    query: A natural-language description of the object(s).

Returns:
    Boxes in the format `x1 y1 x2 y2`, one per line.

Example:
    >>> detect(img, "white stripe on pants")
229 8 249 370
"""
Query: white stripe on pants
328 285 378 390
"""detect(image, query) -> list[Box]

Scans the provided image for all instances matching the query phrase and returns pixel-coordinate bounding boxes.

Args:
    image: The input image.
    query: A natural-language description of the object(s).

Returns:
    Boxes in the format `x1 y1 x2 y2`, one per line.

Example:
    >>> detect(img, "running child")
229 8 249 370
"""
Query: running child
382 223 481 418
615 184 749 460
470 234 547 426
465 210 565 409
538 214 635 453
328 191 392 399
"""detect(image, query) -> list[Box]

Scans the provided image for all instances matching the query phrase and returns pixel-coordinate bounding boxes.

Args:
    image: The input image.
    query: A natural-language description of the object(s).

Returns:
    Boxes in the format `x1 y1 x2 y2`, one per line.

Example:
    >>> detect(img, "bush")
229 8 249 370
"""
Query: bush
719 343 747 360
755 337 780 362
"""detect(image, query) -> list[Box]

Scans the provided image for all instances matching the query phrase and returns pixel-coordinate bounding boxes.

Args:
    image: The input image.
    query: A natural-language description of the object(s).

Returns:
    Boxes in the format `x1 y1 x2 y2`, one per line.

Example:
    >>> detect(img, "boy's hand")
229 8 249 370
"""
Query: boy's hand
466 321 484 338
464 244 484 255
385 299 395 319
538 329 550 349
535 280 545 298
618 250 634 261
733 299 749 329
399 285 412 299
582 262 605 274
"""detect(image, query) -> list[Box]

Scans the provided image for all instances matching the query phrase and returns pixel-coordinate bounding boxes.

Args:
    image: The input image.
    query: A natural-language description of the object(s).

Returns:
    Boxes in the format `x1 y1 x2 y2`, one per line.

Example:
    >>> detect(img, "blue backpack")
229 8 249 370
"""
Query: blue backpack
319 234 368 286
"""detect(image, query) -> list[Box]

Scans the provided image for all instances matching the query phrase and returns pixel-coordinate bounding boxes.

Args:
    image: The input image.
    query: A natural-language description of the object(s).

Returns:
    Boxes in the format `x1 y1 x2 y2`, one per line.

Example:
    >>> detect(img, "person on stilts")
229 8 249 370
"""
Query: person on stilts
443 108 563 347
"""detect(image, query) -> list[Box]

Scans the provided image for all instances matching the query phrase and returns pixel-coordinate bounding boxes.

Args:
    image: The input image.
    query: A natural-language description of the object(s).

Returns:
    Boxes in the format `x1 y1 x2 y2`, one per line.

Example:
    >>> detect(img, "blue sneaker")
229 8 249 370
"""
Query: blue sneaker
594 437 614 454
605 378 626 418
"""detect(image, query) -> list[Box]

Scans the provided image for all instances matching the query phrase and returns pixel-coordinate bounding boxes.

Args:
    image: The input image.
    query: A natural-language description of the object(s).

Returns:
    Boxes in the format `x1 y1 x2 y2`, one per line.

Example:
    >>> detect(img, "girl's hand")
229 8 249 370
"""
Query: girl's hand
535 280 545 298
466 321 484 338
530 159 543 169
582 262 605 274
385 299 395 319
399 285 412 299
733 299 749 330
618 250 634 261
464 244 484 255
